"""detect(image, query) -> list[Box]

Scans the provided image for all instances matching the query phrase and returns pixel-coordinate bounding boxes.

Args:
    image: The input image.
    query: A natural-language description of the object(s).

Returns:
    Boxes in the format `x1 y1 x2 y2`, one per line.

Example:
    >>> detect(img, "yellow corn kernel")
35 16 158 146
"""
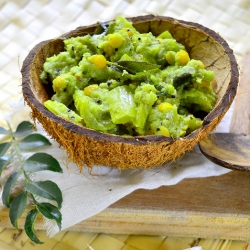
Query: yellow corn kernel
108 33 124 48
123 28 134 36
53 76 67 92
176 50 190 65
92 55 107 69
158 102 173 112
195 61 204 69
165 52 176 65
84 84 98 96
160 126 170 137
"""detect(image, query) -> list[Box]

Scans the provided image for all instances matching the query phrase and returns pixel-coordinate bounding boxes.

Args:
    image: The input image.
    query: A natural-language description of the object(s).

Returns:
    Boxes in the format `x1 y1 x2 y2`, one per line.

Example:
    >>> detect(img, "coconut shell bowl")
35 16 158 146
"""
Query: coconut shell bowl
21 15 239 171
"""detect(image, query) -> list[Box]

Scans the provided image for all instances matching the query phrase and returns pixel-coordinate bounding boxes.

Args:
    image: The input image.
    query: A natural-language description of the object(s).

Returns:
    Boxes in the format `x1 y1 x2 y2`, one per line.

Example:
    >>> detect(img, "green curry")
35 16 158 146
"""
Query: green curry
41 16 216 138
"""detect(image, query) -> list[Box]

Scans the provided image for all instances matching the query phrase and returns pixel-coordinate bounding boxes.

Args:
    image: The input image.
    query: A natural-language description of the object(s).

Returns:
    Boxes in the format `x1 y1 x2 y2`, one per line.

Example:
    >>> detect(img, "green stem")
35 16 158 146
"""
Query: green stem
30 194 37 205
8 124 37 207
7 123 30 183
106 61 127 72
12 139 24 166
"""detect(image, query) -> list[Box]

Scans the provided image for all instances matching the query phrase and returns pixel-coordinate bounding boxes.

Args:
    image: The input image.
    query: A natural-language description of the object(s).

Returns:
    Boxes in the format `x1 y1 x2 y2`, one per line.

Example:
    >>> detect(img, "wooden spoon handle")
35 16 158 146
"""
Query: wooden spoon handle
230 51 250 134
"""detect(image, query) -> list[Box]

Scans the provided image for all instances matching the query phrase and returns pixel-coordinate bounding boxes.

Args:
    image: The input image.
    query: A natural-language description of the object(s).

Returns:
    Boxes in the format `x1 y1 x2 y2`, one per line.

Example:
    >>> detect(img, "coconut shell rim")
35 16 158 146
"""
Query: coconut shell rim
21 15 239 145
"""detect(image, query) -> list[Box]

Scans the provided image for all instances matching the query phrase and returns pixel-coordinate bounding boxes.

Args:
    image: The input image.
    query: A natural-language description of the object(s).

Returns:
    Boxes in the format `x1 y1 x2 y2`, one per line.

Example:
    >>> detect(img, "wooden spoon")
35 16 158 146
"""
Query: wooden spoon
199 52 250 171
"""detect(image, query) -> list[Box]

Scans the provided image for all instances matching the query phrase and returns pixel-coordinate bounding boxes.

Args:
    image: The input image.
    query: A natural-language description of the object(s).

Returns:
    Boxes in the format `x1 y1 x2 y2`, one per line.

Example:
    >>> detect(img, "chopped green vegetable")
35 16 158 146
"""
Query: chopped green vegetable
41 15 216 138
107 86 136 124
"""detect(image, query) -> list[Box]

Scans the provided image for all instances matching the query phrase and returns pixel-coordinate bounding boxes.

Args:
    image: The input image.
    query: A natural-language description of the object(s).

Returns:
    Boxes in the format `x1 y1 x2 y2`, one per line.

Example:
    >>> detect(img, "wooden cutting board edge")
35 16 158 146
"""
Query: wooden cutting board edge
1 170 250 241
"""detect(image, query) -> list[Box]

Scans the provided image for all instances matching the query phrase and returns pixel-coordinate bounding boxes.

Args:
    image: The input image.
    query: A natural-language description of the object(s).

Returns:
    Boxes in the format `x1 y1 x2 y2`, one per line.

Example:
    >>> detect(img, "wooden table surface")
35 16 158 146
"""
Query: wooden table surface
1 170 250 242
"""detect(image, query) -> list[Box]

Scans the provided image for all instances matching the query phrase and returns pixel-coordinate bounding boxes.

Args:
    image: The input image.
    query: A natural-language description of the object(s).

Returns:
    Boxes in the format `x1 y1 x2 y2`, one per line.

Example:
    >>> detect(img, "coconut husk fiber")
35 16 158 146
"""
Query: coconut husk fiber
21 15 239 171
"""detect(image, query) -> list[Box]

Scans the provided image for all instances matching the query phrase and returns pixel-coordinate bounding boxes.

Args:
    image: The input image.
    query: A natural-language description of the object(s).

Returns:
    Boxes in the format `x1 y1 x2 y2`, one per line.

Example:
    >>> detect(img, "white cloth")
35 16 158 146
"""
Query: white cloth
2 100 232 236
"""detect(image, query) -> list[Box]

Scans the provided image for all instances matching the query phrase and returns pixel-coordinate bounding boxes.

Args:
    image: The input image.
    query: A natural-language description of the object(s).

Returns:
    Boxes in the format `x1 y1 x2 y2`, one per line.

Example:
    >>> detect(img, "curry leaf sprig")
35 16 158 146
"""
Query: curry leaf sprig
108 60 161 74
0 121 63 244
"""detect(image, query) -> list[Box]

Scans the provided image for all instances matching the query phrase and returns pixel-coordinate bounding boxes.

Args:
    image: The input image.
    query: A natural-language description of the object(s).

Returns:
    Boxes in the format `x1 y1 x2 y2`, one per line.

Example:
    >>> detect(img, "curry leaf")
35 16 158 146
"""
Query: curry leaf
2 171 21 207
0 126 10 135
109 64 125 74
95 21 109 34
19 134 51 150
173 72 193 87
0 142 12 157
9 191 28 229
13 121 33 137
0 154 13 175
105 21 116 35
36 203 62 230
25 209 43 244
108 61 160 75
1 119 63 244
117 61 160 73
23 153 62 173
25 181 62 209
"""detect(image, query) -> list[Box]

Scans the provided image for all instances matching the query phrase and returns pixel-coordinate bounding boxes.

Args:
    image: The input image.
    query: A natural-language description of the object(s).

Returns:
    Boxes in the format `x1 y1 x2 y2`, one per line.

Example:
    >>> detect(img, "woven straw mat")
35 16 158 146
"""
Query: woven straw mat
1 0 250 249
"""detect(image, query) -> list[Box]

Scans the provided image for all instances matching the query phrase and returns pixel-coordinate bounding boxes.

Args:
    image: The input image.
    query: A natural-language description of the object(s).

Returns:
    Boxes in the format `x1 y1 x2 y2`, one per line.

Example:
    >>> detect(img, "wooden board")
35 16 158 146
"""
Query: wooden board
1 170 250 240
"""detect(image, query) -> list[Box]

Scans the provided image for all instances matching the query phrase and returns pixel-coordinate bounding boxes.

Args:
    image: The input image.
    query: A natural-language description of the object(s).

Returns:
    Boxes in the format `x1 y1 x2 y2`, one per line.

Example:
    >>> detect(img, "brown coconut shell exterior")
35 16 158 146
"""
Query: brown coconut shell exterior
21 15 239 171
